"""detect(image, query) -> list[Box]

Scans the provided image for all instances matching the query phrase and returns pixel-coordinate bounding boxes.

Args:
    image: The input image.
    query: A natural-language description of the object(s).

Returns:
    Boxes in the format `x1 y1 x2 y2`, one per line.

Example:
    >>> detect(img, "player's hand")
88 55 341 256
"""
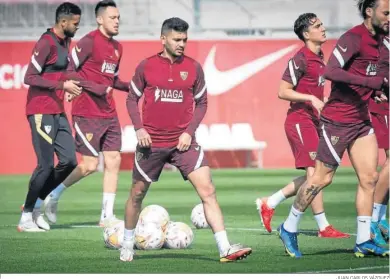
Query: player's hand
106 86 113 94
63 80 82 96
310 95 325 115
136 128 152 148
177 132 192 152
374 91 388 103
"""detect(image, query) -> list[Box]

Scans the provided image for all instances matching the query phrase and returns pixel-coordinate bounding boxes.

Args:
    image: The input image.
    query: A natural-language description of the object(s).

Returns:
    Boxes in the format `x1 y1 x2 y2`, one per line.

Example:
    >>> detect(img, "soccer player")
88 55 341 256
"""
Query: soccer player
256 13 349 239
18 2 82 232
278 0 389 258
120 17 252 262
369 34 389 245
44 0 129 226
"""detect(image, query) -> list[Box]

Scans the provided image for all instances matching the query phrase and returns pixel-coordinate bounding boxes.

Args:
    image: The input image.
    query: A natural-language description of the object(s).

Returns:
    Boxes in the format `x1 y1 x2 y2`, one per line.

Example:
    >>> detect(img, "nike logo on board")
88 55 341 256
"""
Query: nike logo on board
203 45 298 95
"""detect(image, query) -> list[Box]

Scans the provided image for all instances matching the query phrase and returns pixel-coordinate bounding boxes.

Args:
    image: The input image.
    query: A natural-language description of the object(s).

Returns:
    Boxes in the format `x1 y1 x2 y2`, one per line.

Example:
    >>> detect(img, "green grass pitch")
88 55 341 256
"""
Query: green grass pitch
0 168 389 273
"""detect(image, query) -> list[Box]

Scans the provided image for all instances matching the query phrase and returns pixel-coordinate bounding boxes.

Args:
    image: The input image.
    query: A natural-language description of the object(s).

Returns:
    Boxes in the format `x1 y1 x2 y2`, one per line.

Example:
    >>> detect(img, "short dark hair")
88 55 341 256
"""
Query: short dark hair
55 2 82 23
161 17 189 35
357 0 379 19
95 0 117 17
294 13 318 41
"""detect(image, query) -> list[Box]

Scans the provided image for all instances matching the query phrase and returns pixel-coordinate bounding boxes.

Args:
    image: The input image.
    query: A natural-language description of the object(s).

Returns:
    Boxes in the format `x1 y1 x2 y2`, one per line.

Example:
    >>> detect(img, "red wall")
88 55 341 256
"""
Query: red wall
0 40 385 174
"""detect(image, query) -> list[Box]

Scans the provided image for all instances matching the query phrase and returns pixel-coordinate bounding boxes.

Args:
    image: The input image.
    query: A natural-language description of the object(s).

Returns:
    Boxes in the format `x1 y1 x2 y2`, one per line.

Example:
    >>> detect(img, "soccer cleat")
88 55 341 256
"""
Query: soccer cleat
100 215 122 228
32 209 50 231
378 220 389 242
120 241 135 262
353 240 389 258
277 223 302 258
371 222 387 246
43 195 58 224
318 225 350 238
219 243 252 262
17 219 45 232
255 197 274 233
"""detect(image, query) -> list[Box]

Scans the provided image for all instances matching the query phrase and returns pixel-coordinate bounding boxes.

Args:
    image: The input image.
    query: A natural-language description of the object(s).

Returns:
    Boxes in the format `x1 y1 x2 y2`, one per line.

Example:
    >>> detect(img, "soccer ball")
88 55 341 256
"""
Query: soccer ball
135 222 165 250
164 221 194 249
138 205 170 231
103 220 124 249
191 203 209 229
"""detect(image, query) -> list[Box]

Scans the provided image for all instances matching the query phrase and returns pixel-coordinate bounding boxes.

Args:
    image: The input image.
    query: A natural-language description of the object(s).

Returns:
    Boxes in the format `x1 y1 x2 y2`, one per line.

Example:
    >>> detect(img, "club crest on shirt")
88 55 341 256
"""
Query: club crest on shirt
86 133 93 142
331 136 339 145
44 125 52 134
366 62 377 76
309 152 317 160
180 71 188 81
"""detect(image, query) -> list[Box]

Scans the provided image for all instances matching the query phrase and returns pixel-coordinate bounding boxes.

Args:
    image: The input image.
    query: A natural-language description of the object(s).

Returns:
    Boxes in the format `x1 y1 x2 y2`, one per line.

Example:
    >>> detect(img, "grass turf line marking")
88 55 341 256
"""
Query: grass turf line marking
0 224 358 235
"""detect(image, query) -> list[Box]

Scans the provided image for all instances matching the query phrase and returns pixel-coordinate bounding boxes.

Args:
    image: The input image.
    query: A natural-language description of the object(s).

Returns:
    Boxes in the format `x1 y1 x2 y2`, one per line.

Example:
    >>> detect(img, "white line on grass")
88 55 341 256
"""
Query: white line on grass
0 224 357 236
299 265 389 274
226 227 358 236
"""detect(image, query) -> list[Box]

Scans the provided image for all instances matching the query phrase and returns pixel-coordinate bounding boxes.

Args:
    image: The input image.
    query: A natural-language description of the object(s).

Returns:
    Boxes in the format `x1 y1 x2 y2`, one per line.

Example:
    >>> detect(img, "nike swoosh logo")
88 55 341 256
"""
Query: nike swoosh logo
34 51 39 56
338 44 347 52
204 44 298 95
75 45 82 52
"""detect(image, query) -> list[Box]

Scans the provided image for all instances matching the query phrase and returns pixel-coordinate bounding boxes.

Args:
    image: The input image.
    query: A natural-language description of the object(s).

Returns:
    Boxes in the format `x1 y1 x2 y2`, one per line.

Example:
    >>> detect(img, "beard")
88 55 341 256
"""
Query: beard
64 29 76 38
372 17 388 34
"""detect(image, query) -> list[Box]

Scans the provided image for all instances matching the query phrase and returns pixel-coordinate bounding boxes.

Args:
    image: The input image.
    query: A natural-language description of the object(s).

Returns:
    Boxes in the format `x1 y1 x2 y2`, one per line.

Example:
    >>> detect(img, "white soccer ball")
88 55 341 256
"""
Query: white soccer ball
191 203 209 229
135 222 165 250
164 221 194 249
138 205 170 231
103 220 124 249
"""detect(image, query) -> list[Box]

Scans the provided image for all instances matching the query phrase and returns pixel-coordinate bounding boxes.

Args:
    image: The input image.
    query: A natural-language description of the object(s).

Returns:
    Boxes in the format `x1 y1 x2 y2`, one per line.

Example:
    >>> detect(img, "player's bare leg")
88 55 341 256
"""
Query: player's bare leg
308 167 349 238
349 134 388 257
44 155 99 223
278 161 336 257
188 166 252 262
99 151 121 226
257 166 347 237
121 180 151 262
256 175 305 232
369 149 389 245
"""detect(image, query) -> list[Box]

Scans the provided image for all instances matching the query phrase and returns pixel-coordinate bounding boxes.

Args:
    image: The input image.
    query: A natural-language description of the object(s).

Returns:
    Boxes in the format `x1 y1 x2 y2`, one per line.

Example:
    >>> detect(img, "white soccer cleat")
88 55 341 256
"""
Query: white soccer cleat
17 219 45 232
32 209 50 231
120 241 135 262
43 195 58 224
100 215 122 228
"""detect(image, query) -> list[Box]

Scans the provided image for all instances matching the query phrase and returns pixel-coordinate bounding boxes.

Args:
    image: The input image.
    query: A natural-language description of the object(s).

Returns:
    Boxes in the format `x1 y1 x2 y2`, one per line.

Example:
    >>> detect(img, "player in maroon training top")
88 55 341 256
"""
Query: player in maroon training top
368 34 389 245
18 2 82 232
279 0 389 258
120 17 252 263
255 13 349 239
44 0 129 227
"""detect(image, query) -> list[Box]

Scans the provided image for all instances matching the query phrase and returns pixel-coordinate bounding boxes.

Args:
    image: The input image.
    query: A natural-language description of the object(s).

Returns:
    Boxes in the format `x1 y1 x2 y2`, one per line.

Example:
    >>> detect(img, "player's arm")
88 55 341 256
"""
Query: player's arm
24 38 64 90
279 55 324 113
66 37 108 96
185 63 208 136
126 60 146 130
112 47 130 92
126 60 152 147
279 54 310 102
324 33 386 90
